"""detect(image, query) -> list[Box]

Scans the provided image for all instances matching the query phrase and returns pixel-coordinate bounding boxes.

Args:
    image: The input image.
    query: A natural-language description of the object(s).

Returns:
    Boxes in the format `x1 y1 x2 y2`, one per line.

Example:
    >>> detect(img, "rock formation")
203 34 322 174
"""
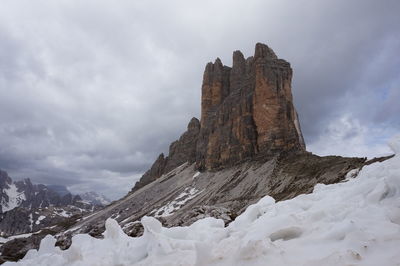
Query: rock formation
132 43 306 191
197 43 305 170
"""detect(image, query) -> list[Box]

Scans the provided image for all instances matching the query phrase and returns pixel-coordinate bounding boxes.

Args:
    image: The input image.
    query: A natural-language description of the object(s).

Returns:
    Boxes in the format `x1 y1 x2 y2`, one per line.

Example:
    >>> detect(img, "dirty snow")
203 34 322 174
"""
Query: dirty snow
6 137 400 266
152 187 201 217
345 168 360 180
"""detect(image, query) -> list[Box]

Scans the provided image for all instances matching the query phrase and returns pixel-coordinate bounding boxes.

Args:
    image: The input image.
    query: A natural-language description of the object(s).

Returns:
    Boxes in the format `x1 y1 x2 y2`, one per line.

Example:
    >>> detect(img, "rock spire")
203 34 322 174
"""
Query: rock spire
131 43 306 192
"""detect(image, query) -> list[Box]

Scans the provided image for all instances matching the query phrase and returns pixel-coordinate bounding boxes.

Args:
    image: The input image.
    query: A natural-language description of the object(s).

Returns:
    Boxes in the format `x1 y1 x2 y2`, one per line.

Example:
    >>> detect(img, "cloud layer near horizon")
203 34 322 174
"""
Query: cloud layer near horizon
0 0 399 198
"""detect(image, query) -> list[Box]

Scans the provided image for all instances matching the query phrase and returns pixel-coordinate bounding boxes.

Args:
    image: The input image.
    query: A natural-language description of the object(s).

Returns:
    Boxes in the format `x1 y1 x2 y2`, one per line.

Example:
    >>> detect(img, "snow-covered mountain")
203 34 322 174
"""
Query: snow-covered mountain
0 170 82 214
7 138 400 265
80 192 111 206
0 170 111 215
0 173 25 213
0 170 105 239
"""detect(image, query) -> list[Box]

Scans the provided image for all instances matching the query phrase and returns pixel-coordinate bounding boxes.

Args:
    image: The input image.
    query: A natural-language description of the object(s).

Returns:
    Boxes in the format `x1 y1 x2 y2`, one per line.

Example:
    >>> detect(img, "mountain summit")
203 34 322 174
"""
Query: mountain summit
197 43 305 169
132 43 305 192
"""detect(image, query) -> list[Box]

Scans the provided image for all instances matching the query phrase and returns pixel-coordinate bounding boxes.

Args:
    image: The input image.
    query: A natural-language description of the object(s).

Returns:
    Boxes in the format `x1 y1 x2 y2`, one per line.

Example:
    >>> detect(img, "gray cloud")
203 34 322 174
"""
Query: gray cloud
0 0 399 199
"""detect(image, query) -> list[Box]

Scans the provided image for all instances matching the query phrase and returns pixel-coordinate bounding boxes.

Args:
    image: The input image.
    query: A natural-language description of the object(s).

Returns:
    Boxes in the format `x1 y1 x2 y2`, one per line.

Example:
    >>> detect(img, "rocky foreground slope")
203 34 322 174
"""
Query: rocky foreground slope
0 43 392 263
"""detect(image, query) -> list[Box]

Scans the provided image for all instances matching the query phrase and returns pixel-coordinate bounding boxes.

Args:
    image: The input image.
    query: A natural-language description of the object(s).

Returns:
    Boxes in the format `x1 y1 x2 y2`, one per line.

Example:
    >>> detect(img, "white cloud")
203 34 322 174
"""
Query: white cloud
308 115 394 158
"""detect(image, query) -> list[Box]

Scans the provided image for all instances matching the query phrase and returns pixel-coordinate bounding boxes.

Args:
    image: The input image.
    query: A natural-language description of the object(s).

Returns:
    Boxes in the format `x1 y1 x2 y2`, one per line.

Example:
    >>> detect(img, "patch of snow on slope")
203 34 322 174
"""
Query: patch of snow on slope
152 187 201 217
28 213 33 231
56 209 71 218
193 171 201 179
1 184 26 212
35 215 46 225
6 137 400 266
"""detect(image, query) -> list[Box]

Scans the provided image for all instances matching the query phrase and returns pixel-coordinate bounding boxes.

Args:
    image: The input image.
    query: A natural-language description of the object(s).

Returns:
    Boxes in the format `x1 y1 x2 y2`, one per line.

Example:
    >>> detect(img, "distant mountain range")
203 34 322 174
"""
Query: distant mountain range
0 169 110 238
0 169 111 214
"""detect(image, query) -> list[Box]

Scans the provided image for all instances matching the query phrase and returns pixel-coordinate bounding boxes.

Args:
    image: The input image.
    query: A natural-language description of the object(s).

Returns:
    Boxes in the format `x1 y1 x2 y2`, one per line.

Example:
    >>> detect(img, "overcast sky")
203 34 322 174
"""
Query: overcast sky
0 0 399 199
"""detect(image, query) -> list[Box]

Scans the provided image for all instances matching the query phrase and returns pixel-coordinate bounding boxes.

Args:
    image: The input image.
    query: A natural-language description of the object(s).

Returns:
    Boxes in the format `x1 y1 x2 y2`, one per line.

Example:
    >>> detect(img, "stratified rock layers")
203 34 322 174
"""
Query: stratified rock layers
132 43 305 192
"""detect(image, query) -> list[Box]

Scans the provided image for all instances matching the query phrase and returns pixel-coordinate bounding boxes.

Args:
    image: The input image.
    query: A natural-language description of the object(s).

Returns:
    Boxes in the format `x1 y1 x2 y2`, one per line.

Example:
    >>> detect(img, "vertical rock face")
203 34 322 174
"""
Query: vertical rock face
132 43 306 190
165 117 201 171
196 43 305 170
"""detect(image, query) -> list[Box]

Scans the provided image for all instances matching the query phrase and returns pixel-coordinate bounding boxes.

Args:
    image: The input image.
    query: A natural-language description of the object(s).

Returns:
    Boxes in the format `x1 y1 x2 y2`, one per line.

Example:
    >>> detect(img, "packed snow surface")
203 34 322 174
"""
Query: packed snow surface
7 138 400 265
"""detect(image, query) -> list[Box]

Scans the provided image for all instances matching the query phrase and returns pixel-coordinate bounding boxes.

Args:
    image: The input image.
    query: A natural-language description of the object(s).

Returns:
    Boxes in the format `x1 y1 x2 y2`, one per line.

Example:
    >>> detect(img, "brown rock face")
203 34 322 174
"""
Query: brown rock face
196 43 305 170
132 43 306 190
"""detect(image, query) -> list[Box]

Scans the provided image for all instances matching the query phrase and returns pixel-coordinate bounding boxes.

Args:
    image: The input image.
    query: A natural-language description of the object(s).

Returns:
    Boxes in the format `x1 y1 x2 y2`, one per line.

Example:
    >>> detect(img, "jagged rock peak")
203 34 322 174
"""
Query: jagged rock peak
132 43 306 190
187 117 200 131
197 43 306 170
254 42 278 59
232 50 245 70
214 57 223 66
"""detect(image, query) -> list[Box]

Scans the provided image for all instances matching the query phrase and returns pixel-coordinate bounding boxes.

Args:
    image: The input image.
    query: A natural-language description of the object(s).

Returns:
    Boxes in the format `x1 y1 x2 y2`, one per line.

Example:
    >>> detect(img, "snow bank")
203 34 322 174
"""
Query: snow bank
6 139 400 265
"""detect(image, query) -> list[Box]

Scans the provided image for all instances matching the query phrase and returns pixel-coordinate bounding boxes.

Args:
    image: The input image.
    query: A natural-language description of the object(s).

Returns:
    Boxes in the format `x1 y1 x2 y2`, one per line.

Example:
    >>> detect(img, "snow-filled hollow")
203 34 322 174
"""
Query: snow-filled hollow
5 137 400 266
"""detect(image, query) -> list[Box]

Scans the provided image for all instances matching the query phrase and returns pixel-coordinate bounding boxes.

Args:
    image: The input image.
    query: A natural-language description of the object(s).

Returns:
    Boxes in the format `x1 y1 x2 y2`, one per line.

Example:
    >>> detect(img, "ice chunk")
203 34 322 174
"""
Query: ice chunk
104 218 126 240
